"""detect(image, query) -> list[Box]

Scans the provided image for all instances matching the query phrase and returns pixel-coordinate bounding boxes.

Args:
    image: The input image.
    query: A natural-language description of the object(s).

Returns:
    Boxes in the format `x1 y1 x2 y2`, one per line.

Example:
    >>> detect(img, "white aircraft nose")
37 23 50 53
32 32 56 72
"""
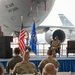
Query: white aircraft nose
0 0 55 35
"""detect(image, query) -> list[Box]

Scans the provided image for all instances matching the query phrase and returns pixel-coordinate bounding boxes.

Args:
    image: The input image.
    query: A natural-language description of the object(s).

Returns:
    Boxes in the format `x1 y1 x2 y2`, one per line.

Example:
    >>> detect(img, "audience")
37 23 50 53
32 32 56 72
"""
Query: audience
38 49 59 74
42 63 57 75
0 63 4 75
12 50 37 75
6 47 22 73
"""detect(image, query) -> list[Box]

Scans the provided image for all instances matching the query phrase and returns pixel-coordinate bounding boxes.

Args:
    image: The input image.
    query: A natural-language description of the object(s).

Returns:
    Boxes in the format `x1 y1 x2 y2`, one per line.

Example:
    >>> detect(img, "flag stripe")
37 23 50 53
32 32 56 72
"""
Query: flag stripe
18 24 26 54
19 39 25 52
19 29 25 39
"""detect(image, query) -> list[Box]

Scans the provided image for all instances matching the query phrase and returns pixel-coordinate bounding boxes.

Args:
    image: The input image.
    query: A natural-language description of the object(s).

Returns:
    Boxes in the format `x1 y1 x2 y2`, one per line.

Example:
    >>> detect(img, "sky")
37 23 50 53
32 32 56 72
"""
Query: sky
40 0 75 26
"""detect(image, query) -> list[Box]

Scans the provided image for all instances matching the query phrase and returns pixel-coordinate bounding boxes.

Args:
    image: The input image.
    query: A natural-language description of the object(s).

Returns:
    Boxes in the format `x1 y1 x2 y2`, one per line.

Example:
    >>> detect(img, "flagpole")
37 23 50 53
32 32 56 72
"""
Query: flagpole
33 17 35 22
21 16 23 23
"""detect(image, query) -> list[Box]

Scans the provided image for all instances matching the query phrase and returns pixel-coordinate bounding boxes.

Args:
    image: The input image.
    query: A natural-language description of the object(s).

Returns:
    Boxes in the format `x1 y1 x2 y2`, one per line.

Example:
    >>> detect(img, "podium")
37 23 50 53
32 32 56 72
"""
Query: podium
0 36 13 58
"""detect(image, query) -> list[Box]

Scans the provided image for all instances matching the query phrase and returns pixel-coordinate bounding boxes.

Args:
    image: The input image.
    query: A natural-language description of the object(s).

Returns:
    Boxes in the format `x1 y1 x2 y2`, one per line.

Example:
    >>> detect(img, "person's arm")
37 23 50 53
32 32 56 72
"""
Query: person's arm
12 65 17 75
57 40 61 49
6 61 10 73
0 31 3 37
38 60 45 74
54 60 60 70
2 32 3 36
31 63 38 75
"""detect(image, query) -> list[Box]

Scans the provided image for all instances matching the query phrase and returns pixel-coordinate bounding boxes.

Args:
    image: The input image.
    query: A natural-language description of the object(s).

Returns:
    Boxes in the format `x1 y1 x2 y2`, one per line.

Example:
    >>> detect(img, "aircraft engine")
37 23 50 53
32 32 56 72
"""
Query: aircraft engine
45 29 66 44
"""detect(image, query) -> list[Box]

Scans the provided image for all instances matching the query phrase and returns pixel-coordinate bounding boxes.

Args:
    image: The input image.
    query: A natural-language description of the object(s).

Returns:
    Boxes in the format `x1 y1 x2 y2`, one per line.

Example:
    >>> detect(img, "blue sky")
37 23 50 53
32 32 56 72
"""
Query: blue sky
40 0 75 26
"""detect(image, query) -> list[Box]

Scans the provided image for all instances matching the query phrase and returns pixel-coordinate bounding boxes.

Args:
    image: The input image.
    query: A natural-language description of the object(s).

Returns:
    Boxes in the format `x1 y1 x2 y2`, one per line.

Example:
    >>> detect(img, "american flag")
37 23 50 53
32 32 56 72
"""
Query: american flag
18 18 26 54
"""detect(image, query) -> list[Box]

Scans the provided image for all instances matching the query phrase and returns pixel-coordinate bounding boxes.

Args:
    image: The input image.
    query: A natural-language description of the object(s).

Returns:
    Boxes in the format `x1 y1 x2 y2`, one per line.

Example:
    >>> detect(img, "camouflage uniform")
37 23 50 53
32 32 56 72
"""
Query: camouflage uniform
6 56 22 73
12 61 37 75
51 39 60 57
38 57 59 74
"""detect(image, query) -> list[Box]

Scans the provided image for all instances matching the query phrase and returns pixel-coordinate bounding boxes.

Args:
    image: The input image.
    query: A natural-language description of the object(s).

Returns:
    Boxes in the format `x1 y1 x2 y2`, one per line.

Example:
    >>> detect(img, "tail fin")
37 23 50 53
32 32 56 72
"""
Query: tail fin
58 14 73 26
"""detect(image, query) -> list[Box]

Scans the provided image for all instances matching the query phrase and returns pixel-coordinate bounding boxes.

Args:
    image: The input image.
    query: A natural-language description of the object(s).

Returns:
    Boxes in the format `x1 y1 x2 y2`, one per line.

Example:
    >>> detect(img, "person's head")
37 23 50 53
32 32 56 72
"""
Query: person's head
42 63 57 75
14 47 21 56
0 63 4 75
54 36 59 40
23 50 30 61
47 49 53 57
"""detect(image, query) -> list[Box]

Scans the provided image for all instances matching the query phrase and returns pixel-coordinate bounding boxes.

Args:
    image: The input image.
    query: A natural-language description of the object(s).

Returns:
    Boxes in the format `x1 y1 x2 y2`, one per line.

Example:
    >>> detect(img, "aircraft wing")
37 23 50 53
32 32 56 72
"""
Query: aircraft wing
37 25 75 31
36 25 75 33
36 26 49 33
